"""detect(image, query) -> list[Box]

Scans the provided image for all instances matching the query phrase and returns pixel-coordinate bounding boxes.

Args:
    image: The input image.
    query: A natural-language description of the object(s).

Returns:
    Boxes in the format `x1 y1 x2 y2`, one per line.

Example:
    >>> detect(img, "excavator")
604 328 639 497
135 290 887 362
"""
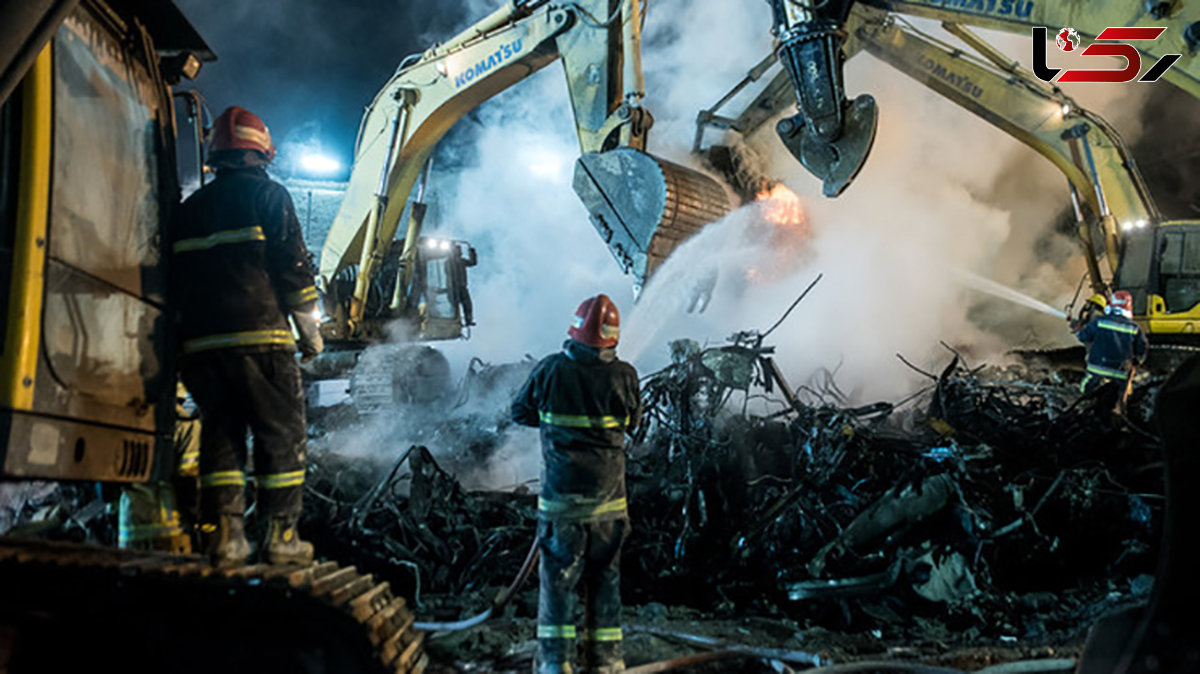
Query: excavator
311 0 734 406
317 0 733 308
696 0 1200 339
695 2 1200 671
0 2 425 672
0 0 734 667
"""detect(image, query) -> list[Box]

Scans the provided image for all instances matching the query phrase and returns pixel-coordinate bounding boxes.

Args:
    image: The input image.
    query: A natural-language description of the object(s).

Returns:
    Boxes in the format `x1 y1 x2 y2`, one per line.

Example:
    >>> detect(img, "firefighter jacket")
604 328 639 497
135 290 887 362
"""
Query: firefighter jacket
512 340 641 522
171 167 318 355
1075 312 1149 380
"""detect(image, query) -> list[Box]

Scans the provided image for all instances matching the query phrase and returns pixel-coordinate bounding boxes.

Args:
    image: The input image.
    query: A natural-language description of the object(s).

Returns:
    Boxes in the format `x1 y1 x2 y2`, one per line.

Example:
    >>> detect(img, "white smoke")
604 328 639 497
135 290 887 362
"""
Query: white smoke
326 3 1156 474
619 8 1152 401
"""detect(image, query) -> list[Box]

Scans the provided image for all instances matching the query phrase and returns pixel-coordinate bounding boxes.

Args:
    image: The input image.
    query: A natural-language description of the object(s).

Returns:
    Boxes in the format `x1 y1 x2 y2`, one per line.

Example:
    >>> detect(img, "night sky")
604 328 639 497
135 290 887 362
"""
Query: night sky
171 1 1198 216
174 0 480 178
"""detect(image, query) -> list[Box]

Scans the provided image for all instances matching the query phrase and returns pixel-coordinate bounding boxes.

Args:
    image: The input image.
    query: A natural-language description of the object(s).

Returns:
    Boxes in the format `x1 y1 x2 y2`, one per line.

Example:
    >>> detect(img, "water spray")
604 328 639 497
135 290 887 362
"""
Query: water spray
954 269 1067 320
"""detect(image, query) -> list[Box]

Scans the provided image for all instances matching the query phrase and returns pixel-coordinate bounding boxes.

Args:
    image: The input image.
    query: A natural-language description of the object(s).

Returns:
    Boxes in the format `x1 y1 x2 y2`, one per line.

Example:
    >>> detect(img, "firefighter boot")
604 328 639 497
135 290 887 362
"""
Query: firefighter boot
206 514 250 567
264 517 314 565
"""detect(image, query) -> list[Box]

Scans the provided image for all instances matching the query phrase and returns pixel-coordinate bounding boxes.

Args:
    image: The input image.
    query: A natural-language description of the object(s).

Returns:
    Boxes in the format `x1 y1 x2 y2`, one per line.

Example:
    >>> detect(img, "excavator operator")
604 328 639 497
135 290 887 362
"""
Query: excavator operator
171 106 324 567
511 294 642 674
1073 290 1148 400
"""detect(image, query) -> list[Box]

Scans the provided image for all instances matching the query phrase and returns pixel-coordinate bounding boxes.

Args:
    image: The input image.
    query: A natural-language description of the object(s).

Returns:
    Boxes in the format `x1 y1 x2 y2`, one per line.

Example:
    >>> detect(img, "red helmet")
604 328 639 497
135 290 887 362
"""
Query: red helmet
1110 290 1133 317
210 106 275 160
568 294 620 348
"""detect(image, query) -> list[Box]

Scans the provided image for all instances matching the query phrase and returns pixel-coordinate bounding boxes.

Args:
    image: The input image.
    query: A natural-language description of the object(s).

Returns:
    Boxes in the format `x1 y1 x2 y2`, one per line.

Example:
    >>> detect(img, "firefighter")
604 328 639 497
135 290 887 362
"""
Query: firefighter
171 106 323 567
512 295 641 674
117 383 200 553
1069 293 1107 332
1073 290 1148 398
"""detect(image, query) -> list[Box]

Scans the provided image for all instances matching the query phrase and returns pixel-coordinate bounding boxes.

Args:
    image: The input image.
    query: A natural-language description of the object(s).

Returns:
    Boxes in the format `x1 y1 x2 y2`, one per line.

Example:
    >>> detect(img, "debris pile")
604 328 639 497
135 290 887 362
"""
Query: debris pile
302 333 1164 651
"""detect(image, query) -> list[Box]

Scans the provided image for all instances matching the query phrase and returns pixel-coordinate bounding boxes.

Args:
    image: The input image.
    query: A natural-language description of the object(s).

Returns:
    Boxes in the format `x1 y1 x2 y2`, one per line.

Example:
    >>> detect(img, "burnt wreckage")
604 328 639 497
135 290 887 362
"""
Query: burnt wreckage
282 315 1194 671
7 323 1196 670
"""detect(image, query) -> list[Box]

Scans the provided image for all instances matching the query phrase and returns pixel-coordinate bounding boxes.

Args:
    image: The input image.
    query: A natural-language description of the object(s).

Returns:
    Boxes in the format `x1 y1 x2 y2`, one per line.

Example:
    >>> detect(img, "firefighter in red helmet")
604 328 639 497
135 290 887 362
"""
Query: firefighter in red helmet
512 294 642 674
171 106 322 566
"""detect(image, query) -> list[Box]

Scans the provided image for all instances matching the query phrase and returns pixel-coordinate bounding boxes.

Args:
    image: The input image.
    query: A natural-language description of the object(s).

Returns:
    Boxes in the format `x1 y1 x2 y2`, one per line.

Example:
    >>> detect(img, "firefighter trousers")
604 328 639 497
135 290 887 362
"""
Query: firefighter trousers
537 517 629 672
181 350 307 523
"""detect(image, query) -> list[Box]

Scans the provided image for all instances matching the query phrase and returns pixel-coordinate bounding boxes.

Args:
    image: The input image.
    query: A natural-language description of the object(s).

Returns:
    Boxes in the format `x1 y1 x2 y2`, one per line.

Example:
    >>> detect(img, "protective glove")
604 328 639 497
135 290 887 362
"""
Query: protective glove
292 310 324 363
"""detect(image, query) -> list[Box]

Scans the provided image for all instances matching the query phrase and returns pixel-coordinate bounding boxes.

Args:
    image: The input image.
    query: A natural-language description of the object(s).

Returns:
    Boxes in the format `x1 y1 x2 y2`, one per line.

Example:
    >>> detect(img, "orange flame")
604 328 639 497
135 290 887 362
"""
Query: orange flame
755 182 807 229
744 182 810 284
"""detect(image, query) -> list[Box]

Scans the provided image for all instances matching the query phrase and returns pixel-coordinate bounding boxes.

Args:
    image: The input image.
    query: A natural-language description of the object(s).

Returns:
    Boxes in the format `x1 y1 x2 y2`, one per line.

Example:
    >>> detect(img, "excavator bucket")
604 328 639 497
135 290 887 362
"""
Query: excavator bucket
574 148 731 286
776 94 878 198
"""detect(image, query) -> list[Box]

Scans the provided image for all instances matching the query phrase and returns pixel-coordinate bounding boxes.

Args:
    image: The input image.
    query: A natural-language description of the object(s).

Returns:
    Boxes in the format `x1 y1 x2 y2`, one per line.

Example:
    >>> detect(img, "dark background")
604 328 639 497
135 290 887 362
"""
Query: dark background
175 1 479 178
174 1 1198 216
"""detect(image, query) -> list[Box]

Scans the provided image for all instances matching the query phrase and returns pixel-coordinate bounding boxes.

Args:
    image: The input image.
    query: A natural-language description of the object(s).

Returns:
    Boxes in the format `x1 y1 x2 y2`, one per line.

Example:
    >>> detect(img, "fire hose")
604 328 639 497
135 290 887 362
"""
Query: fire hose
412 534 540 632
411 532 1075 674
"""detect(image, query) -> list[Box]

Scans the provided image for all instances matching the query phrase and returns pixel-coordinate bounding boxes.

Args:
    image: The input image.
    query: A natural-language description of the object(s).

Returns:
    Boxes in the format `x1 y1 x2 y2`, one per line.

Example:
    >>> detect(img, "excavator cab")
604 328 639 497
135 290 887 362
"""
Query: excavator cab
0 1 212 483
1117 221 1200 337
321 233 476 343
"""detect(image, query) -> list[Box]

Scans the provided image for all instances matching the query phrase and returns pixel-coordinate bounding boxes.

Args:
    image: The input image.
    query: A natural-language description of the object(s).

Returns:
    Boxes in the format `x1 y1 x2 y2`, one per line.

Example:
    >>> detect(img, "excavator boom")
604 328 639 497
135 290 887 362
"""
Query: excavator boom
762 0 1200 196
697 1 1200 334
864 0 1200 97
320 0 731 339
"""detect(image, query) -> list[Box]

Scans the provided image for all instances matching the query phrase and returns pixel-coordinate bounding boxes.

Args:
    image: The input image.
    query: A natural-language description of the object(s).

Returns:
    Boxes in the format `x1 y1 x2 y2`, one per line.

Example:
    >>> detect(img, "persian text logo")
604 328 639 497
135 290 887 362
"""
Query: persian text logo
1032 26 1182 83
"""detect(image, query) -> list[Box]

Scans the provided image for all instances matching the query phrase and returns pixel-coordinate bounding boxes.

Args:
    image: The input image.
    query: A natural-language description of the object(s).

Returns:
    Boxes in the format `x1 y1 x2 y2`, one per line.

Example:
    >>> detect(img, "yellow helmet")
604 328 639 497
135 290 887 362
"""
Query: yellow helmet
1086 293 1107 309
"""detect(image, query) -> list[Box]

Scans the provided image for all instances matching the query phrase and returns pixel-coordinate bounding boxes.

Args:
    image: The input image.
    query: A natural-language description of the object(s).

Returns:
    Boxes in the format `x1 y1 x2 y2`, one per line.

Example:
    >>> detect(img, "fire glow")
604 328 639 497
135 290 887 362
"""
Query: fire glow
755 182 807 231
745 182 811 283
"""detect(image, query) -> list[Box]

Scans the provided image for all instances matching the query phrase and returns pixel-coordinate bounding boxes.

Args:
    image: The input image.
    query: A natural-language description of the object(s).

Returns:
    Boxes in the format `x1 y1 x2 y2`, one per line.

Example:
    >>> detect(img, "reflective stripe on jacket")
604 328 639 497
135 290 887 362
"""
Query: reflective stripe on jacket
512 340 641 522
171 167 317 354
1075 315 1149 380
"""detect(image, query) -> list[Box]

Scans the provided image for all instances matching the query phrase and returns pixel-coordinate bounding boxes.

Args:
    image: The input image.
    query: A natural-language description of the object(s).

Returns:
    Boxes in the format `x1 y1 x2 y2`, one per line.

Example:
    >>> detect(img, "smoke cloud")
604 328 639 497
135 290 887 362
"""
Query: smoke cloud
307 3 1169 481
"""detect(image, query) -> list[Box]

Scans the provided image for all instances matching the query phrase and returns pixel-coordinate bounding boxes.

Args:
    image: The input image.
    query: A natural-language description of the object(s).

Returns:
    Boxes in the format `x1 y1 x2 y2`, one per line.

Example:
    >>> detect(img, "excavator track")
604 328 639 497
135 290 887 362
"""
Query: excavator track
0 538 427 674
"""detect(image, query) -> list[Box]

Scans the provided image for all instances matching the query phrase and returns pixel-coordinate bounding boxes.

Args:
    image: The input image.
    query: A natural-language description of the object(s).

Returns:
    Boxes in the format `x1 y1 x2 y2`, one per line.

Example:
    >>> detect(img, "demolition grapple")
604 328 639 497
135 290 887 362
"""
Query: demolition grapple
770 0 878 197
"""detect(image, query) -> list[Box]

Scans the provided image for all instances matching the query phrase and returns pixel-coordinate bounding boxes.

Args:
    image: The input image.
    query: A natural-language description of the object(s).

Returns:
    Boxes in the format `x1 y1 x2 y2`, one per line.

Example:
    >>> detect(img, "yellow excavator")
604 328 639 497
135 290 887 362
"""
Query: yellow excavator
0 2 425 672
311 0 733 407
317 0 732 342
698 0 1200 339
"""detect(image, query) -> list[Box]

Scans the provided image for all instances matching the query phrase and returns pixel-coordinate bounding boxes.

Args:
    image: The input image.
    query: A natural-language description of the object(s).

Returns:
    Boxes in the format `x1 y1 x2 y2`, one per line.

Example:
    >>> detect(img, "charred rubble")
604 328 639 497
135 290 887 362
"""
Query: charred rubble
0 327 1165 662
299 331 1165 655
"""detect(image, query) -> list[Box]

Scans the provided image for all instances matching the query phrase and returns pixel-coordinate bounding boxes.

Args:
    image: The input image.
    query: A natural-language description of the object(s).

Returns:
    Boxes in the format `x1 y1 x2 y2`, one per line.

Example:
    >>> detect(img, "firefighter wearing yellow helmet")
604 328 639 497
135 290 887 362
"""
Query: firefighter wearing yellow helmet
1070 293 1108 332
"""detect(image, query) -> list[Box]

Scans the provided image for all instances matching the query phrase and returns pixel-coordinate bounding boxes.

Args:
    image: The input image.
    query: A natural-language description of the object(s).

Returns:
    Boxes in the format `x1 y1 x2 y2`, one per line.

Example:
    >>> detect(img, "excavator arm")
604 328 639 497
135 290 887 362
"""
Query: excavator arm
864 0 1200 97
846 8 1158 288
700 6 1157 290
763 0 1200 197
320 0 729 340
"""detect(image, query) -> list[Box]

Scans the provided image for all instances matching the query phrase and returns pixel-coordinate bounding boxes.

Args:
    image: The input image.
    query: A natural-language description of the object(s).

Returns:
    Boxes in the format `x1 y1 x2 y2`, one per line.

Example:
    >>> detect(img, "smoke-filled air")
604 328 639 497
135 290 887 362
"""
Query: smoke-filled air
432 2 1143 399
314 1 1150 484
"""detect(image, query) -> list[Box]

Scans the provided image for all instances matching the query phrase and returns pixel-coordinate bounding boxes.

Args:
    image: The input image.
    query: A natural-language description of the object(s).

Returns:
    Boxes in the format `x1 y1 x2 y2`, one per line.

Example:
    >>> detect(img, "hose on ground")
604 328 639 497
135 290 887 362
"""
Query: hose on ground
413 534 540 632
410 537 1075 674
976 660 1077 674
